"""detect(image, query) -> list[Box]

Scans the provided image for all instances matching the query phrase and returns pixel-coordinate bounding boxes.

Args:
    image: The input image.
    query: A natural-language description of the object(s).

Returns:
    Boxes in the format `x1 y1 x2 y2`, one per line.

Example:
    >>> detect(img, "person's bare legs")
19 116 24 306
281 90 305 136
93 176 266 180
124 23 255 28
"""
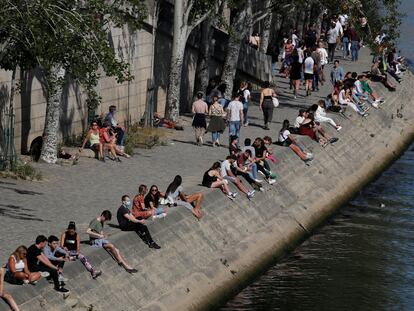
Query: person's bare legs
14 271 41 283
293 79 300 97
211 180 230 194
233 177 249 194
0 268 20 311
289 144 308 161
104 244 132 270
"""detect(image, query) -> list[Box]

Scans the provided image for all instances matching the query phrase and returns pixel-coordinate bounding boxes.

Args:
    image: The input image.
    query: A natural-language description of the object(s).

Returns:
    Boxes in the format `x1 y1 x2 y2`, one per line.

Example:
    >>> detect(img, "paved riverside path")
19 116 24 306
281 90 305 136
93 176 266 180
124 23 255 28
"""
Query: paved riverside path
0 48 386 263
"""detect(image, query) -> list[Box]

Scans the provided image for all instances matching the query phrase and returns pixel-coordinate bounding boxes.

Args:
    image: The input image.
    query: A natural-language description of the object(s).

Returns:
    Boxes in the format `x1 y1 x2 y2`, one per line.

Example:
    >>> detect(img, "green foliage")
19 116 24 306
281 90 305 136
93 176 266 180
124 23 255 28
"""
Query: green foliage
0 0 148 109
14 163 42 181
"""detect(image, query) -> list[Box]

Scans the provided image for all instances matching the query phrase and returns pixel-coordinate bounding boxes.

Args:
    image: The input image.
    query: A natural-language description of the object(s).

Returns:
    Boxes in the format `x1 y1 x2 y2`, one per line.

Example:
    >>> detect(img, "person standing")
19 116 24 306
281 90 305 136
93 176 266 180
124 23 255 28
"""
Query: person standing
259 81 276 130
191 92 209 146
349 24 361 61
206 95 226 147
303 51 315 96
226 93 244 141
327 22 339 62
238 81 251 126
330 60 345 85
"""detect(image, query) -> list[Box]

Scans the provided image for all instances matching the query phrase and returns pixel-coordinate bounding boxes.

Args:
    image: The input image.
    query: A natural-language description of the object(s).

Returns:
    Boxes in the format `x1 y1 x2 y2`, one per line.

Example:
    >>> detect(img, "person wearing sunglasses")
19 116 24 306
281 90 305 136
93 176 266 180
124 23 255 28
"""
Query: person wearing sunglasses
79 121 104 162
4 246 41 285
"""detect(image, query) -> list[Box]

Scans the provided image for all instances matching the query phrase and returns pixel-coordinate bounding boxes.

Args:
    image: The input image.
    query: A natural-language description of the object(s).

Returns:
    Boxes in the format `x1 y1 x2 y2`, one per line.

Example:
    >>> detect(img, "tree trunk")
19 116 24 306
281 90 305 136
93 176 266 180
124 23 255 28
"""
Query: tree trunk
165 0 189 122
221 1 252 100
40 67 65 164
193 18 213 98
260 4 273 53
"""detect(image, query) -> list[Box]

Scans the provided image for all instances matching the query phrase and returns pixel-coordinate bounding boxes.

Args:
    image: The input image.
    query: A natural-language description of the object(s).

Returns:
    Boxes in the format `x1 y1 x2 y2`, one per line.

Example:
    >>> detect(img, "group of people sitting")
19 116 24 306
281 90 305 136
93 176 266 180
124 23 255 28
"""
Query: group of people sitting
79 105 130 162
202 135 278 200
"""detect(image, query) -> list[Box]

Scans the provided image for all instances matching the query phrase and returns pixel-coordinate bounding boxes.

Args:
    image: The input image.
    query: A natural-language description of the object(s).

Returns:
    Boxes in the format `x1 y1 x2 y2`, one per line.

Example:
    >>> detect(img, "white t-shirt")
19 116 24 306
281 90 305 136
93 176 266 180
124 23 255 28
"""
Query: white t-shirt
318 48 328 65
327 28 339 44
335 21 343 36
354 80 364 94
294 116 304 128
297 47 304 63
315 106 326 119
279 129 291 142
304 57 314 74
242 89 250 103
338 89 349 105
227 100 243 122
167 185 183 202
220 160 233 177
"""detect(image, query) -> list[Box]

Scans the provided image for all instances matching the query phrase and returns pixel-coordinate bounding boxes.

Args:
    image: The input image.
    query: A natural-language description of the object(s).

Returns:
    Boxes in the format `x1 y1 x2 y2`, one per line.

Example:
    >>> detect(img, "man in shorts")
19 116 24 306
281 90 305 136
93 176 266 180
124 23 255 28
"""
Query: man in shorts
86 210 137 273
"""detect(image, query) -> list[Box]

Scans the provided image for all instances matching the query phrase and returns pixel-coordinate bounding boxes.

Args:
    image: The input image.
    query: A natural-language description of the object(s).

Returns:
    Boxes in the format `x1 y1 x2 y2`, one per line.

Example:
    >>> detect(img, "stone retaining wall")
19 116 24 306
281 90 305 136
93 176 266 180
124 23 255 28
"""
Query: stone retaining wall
1 70 413 310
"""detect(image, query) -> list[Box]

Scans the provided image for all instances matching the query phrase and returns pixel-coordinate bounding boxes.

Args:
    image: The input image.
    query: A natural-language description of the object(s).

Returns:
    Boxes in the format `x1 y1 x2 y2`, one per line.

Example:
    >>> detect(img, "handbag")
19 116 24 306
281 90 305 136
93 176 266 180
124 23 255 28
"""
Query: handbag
272 97 279 108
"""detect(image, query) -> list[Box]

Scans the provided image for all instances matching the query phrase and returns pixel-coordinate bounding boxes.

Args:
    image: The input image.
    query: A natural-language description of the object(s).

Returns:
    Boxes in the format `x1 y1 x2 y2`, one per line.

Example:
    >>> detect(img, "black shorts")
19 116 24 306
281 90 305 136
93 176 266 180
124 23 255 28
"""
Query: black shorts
4 270 23 285
304 73 314 80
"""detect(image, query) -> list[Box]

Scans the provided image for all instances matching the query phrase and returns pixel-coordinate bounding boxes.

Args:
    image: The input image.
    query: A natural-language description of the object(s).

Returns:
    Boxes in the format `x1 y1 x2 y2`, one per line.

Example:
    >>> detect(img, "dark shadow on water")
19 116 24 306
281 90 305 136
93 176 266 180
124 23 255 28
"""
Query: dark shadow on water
0 185 43 195
0 203 47 222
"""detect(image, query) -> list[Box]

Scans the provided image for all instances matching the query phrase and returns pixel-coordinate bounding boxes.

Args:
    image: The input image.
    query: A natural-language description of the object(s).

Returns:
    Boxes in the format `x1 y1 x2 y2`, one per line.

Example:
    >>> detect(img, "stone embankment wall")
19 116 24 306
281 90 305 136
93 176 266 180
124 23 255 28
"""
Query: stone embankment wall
0 0 271 154
0 70 413 310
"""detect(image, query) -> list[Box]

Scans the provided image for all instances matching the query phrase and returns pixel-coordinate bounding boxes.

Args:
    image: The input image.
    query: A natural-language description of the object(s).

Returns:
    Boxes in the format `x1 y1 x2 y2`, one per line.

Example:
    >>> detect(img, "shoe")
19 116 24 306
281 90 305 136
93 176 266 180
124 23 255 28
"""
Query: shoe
255 178 263 183
227 193 235 200
372 102 379 109
149 242 161 249
263 126 270 130
336 126 342 131
230 192 237 199
259 187 265 192
306 153 314 160
116 157 122 162
125 268 138 274
258 170 265 177
269 172 277 179
247 190 255 199
23 279 30 285
267 178 276 185
40 271 50 278
92 270 102 279
153 213 167 219
329 137 339 144
55 286 70 293
29 281 38 285
58 275 68 283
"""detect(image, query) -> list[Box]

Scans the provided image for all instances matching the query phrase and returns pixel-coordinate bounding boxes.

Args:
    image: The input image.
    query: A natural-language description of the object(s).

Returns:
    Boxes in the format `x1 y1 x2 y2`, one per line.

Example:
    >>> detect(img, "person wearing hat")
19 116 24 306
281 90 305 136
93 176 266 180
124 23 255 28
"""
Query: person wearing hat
60 222 102 279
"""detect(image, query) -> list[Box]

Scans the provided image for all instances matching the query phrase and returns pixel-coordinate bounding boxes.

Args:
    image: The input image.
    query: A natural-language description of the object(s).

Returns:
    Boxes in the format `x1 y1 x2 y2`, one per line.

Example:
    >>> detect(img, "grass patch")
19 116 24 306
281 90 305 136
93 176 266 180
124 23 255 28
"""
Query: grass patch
124 124 171 155
0 162 42 181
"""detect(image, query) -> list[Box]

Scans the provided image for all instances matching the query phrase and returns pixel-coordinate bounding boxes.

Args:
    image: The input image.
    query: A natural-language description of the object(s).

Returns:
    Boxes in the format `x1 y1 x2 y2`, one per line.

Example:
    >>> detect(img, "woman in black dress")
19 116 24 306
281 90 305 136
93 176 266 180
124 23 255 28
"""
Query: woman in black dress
290 52 302 99
202 162 236 200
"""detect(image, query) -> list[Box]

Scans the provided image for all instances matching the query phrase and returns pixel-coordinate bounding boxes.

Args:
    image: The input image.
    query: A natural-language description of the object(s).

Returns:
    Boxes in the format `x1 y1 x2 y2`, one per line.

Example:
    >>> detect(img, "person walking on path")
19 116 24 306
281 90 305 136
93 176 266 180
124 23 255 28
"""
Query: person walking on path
227 93 244 141
349 24 361 61
303 52 314 96
192 92 209 146
259 81 276 130
238 81 251 126
206 95 226 147
327 22 339 63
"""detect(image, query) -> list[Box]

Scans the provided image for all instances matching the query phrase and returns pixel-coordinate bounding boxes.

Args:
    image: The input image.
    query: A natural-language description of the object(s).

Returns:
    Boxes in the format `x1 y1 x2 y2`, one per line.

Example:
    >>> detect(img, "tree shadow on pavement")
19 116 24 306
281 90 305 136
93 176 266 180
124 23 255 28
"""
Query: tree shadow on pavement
0 185 43 195
0 204 47 222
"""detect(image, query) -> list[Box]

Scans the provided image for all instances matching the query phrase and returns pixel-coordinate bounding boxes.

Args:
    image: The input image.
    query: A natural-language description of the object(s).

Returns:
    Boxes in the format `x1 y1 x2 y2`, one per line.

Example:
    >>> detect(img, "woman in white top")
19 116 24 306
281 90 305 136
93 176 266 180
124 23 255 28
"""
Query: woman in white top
339 87 367 116
5 246 41 284
317 41 329 84
165 175 203 220
314 100 342 130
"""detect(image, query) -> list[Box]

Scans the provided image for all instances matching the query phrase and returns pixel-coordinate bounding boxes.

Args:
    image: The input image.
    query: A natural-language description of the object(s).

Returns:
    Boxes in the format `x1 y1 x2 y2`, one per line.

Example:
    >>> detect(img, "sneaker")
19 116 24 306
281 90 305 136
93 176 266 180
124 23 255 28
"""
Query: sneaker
329 137 339 144
125 268 138 274
259 187 265 192
230 192 237 199
372 102 379 109
40 271 50 278
269 172 277 179
58 275 68 283
336 126 342 131
267 178 276 185
23 279 30 285
55 286 70 293
258 170 265 177
152 213 167 220
227 194 235 200
306 153 314 160
247 190 255 199
255 178 263 183
92 270 102 279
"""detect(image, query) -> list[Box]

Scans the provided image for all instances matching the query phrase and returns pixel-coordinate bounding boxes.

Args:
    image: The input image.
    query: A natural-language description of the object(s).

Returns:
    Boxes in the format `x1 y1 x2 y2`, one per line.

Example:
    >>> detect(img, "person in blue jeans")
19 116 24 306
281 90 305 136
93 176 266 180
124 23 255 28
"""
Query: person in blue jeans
226 93 244 143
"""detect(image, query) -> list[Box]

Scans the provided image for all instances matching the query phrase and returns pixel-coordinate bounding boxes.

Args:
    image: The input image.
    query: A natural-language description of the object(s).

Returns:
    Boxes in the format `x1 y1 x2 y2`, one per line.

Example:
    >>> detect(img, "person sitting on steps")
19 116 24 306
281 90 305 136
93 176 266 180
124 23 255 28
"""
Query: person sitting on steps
60 221 102 279
86 210 138 273
117 195 161 249
4 246 41 285
202 162 237 200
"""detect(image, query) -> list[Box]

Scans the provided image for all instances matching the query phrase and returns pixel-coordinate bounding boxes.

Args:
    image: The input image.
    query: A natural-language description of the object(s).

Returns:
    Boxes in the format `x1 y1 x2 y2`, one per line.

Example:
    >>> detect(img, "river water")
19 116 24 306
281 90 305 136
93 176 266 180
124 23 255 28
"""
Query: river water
220 4 414 310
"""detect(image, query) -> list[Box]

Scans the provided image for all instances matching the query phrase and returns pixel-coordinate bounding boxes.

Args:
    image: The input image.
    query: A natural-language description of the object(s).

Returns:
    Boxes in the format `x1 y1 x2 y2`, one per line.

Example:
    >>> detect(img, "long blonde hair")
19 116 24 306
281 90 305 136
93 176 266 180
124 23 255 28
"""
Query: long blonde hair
12 245 27 260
